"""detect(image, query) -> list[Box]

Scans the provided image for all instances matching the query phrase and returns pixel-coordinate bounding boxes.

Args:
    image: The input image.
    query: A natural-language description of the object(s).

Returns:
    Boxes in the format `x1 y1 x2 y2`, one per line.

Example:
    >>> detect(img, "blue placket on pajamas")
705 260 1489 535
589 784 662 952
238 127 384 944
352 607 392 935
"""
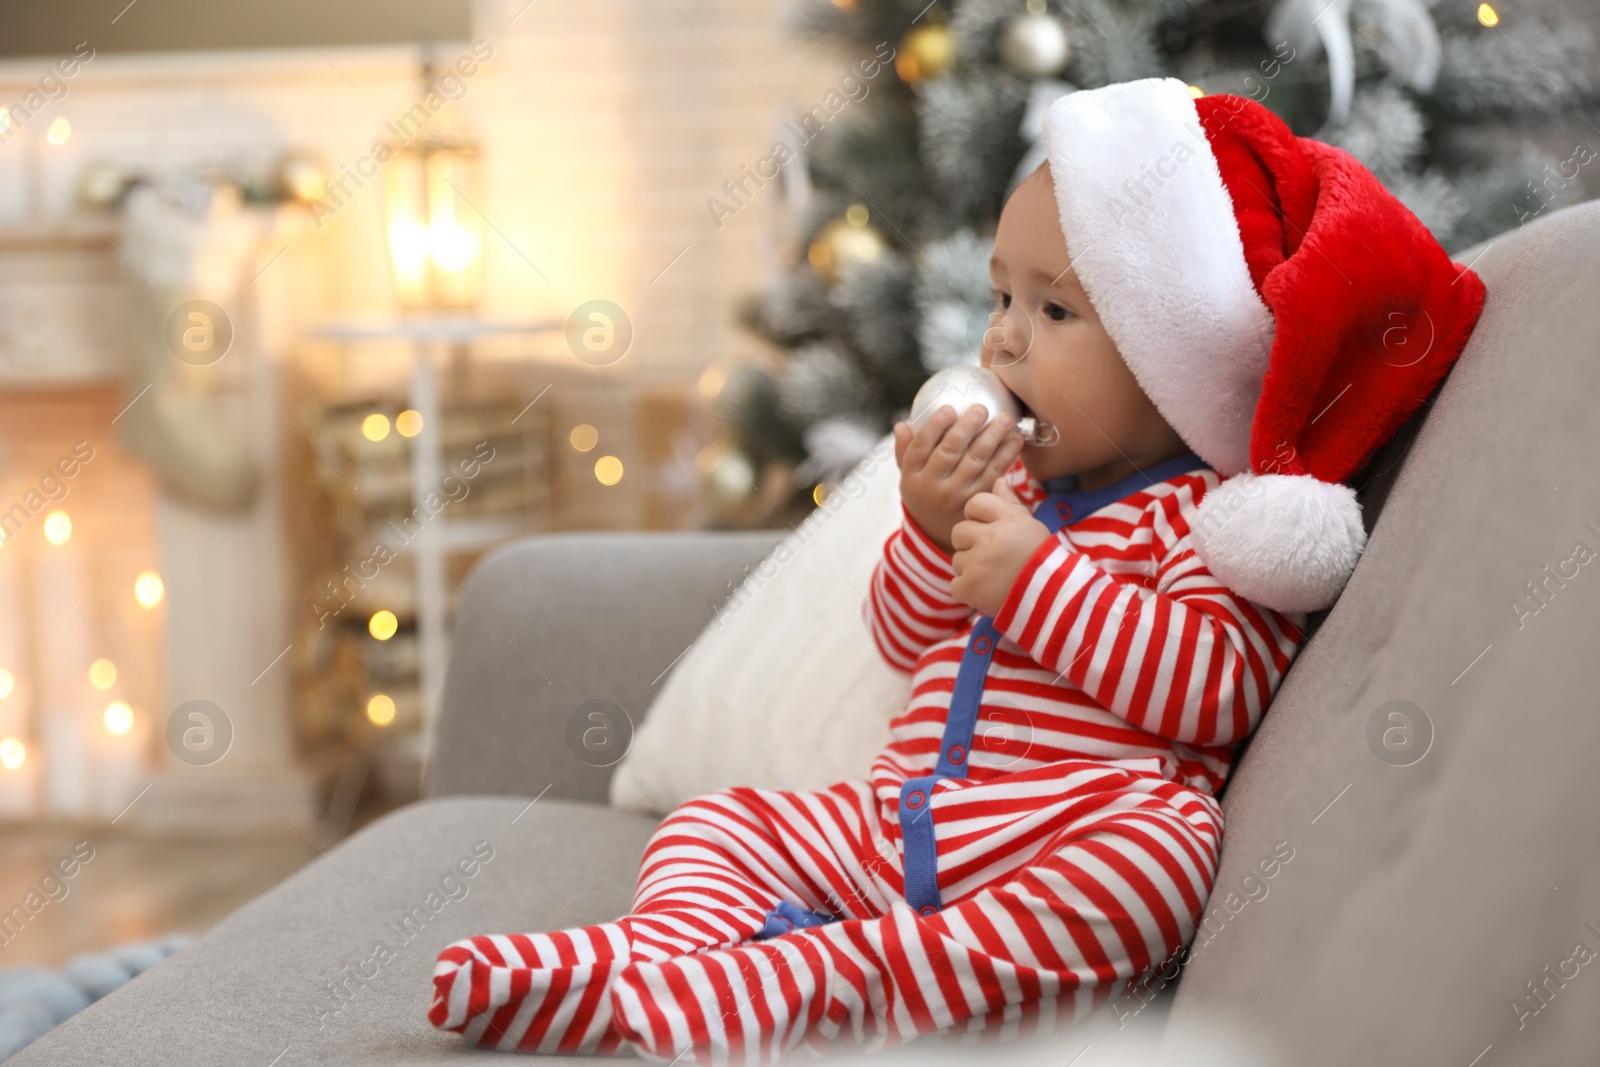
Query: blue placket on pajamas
895 448 1205 914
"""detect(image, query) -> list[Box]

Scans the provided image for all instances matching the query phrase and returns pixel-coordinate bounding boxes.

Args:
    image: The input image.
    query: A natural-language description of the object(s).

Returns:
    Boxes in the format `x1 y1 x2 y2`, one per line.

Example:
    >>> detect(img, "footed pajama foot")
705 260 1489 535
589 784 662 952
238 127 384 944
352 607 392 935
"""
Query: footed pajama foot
430 904 777 1054
609 932 854 1066
430 920 634 1053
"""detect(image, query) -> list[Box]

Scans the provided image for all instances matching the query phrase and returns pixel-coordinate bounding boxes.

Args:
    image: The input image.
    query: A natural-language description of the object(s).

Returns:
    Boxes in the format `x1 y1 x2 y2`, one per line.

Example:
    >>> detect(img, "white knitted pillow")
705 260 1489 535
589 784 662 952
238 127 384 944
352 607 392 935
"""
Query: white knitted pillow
609 436 910 815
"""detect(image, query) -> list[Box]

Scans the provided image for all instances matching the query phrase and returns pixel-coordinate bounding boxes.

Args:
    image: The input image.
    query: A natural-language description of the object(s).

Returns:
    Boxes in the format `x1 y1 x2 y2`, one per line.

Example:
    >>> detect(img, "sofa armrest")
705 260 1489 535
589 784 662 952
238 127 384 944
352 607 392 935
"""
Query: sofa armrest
426 530 784 802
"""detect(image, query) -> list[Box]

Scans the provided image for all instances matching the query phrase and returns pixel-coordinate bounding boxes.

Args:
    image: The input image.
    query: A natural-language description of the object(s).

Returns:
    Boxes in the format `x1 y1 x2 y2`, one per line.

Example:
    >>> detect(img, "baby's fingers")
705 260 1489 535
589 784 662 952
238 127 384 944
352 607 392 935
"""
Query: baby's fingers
979 433 1025 486
902 406 957 473
950 519 979 553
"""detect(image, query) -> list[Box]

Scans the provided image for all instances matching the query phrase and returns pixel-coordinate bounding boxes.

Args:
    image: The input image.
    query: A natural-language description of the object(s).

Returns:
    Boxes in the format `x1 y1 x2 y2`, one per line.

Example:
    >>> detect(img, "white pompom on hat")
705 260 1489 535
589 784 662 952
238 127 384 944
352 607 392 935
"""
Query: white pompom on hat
1038 78 1488 613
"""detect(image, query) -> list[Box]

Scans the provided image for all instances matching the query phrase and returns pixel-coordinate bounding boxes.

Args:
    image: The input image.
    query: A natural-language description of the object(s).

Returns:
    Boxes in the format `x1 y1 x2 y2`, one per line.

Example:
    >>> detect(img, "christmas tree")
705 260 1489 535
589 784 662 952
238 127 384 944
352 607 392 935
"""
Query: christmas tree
718 0 1598 511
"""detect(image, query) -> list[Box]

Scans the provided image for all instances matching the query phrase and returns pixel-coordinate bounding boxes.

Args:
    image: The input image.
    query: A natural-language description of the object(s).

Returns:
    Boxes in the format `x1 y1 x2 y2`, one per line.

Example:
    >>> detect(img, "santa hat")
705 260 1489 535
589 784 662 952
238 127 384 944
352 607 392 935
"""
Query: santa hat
1040 77 1487 614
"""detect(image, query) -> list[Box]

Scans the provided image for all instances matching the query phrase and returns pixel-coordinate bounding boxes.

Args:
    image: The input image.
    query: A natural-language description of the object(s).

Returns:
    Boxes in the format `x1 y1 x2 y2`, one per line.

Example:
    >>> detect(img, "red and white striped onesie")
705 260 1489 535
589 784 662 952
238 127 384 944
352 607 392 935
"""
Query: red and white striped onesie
429 450 1308 1063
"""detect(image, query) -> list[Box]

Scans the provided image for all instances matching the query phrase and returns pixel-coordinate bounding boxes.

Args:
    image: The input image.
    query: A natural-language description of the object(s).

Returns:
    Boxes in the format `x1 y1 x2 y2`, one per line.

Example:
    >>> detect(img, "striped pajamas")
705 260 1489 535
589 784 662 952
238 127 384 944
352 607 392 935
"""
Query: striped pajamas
430 452 1307 1063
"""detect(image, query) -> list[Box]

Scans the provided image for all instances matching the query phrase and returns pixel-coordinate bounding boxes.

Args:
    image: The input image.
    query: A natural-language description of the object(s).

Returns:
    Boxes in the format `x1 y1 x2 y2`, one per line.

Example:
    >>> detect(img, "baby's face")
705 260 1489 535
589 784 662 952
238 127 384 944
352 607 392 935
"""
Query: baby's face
982 163 1184 484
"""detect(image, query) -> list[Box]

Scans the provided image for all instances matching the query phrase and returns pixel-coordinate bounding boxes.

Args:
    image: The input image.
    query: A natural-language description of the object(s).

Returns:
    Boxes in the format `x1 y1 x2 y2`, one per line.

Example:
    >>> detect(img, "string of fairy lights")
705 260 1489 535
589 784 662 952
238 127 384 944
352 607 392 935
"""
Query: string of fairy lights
0 513 164 773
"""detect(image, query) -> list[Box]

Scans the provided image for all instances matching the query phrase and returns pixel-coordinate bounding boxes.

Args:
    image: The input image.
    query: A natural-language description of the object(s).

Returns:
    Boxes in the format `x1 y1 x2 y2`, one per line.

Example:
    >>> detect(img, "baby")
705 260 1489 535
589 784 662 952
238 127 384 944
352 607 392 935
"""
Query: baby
429 77 1485 1063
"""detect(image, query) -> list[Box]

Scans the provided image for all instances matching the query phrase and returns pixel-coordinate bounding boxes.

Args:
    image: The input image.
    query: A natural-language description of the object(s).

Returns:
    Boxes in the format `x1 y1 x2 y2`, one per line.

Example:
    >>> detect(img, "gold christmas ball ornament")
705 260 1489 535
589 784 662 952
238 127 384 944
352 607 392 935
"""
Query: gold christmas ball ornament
1000 0 1071 79
278 153 330 202
896 24 958 83
807 205 887 284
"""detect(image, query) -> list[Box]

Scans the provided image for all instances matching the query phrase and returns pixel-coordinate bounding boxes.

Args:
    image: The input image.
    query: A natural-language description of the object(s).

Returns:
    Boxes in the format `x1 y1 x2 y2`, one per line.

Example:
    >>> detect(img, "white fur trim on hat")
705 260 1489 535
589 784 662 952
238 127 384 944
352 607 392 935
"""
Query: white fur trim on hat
1041 78 1275 477
1190 472 1367 614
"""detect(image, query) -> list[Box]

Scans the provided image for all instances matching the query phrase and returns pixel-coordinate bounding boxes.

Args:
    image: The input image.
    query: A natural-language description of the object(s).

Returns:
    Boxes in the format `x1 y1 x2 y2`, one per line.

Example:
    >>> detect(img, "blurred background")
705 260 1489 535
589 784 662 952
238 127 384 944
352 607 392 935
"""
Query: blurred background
0 0 1593 1042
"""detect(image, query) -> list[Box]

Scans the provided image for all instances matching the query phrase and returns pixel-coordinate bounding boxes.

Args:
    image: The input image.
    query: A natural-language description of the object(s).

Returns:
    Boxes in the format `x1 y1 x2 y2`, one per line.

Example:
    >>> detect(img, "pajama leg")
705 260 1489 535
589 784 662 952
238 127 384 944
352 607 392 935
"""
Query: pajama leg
609 773 1223 1064
430 782 891 1053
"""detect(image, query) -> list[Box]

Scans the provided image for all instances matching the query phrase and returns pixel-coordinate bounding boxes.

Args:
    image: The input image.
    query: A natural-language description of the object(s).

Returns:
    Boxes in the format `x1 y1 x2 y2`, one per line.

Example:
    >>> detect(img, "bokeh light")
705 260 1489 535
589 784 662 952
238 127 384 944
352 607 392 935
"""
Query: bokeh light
366 693 396 726
89 658 117 690
104 701 134 736
135 571 164 608
696 366 726 399
593 455 624 485
44 511 72 545
569 424 598 452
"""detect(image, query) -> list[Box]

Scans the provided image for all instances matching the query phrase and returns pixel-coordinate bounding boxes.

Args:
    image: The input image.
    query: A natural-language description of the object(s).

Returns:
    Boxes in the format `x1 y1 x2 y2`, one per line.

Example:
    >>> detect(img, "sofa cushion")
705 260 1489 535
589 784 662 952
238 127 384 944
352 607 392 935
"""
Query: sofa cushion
429 531 783 803
1162 202 1600 1063
11 798 660 1066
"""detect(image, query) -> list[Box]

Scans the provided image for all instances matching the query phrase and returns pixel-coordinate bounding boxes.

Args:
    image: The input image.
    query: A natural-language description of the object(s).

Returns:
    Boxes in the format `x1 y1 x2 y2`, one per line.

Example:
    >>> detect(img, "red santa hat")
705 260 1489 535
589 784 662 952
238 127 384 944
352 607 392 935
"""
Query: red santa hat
1040 77 1487 614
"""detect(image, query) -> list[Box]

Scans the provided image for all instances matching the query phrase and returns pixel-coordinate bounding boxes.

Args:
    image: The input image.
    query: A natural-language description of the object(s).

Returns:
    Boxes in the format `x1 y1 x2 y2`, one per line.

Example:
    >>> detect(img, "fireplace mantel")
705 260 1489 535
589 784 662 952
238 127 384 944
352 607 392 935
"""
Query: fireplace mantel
0 221 125 388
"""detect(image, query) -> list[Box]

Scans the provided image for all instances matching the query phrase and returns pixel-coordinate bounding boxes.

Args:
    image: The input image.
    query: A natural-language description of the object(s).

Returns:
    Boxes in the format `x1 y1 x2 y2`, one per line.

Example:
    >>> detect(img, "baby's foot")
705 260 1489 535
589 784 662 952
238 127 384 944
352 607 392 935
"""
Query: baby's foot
610 934 845 1066
429 919 633 1053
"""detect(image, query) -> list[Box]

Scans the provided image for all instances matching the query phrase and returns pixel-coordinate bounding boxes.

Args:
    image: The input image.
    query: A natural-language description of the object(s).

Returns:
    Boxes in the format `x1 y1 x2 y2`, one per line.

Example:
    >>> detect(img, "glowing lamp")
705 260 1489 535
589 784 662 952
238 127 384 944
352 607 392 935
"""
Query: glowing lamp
381 135 485 311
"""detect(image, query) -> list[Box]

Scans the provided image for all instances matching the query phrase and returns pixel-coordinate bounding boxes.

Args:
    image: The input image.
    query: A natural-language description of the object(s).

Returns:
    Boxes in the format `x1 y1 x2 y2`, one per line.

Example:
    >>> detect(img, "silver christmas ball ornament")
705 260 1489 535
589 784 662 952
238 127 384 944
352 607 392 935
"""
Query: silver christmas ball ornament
908 365 1059 445
1000 2 1071 80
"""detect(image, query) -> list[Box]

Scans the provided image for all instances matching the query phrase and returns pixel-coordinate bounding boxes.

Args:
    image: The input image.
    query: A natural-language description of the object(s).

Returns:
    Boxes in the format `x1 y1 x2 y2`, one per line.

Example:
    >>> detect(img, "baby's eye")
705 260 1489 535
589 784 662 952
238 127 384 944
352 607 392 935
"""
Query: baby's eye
992 290 1011 309
1045 302 1073 322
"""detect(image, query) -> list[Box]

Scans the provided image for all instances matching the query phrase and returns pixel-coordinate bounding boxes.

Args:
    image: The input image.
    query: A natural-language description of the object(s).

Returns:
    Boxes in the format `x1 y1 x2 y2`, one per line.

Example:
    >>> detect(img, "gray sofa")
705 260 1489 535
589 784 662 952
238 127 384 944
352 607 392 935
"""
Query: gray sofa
18 200 1600 1065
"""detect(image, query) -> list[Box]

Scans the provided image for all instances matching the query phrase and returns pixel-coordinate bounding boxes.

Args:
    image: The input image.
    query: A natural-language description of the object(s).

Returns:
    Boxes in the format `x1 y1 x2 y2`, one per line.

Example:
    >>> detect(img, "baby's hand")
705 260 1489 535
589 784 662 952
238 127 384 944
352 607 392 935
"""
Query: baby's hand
893 405 1023 555
950 478 1053 617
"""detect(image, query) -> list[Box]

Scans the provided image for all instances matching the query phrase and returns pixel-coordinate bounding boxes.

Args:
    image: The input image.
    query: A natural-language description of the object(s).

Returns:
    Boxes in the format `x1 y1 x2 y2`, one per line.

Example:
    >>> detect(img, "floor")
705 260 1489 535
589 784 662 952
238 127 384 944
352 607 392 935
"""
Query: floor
0 822 319 970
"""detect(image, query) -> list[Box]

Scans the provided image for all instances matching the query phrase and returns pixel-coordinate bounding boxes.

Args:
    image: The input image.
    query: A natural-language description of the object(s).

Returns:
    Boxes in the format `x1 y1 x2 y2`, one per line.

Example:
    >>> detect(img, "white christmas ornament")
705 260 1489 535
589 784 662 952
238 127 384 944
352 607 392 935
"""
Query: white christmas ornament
708 450 756 502
1000 1 1072 79
1266 0 1441 131
909 365 1059 445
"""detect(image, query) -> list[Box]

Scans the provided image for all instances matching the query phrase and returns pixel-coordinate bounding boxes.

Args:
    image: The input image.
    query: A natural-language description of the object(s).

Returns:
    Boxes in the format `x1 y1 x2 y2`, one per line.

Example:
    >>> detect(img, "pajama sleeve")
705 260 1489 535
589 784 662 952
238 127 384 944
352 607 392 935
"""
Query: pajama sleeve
992 484 1308 747
863 505 975 674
